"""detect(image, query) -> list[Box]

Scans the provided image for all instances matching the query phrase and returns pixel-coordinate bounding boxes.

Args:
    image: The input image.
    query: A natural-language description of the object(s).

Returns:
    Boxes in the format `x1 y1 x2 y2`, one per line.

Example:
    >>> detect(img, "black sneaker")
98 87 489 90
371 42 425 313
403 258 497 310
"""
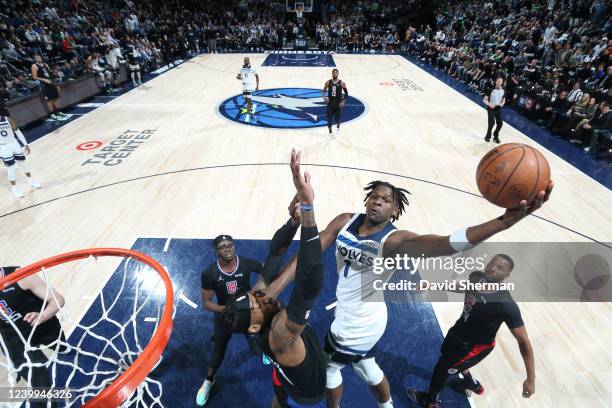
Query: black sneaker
406 389 440 407
484 136 491 142
455 377 485 395
493 138 501 144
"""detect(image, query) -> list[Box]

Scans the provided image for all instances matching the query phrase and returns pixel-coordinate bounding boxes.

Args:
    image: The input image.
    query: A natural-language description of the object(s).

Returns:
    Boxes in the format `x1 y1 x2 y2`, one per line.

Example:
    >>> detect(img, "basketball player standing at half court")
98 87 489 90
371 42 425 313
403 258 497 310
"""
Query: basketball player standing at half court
0 266 66 408
483 77 506 143
407 254 535 408
0 112 41 198
237 57 259 114
322 69 348 138
268 178 552 408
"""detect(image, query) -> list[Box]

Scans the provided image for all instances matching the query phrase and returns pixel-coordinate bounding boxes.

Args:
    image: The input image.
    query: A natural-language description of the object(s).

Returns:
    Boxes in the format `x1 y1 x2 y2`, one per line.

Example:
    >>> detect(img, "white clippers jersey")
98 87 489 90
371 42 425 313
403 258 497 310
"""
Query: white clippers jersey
0 116 17 145
239 66 257 87
335 213 397 317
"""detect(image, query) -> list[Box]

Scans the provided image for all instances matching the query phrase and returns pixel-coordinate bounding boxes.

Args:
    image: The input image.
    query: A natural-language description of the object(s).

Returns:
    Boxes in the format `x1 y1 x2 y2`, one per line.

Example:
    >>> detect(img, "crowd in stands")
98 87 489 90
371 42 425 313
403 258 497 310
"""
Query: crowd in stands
0 0 290 104
1 0 610 158
404 0 611 157
315 0 424 52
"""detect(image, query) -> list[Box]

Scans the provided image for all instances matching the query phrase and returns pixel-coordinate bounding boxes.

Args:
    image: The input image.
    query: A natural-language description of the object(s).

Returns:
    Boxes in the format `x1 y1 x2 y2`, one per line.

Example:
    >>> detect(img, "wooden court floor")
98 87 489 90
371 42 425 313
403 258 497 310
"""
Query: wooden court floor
0 54 610 407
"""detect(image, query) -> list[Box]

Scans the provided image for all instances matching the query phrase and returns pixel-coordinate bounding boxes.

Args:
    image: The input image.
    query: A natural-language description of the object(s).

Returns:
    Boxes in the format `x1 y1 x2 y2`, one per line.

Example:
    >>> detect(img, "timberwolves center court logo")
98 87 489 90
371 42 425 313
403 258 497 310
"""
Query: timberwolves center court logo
217 88 366 129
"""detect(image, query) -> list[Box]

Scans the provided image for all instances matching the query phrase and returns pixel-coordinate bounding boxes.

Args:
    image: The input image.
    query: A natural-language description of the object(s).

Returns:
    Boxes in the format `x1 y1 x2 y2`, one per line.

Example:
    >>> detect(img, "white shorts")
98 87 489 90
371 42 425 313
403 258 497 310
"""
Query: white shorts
1 141 24 163
327 302 387 357
242 85 256 97
129 64 140 71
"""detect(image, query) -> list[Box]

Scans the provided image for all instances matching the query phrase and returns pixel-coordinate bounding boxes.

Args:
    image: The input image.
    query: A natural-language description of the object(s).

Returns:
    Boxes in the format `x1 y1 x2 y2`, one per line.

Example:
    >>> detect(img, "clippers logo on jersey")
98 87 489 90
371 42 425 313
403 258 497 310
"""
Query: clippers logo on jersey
217 87 366 129
0 300 22 322
226 280 238 294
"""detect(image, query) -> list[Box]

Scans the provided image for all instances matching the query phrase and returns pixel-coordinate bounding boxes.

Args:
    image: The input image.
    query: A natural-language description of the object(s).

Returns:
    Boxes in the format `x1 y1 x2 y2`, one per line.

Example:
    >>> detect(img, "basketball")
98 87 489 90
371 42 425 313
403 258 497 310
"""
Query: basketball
476 143 551 209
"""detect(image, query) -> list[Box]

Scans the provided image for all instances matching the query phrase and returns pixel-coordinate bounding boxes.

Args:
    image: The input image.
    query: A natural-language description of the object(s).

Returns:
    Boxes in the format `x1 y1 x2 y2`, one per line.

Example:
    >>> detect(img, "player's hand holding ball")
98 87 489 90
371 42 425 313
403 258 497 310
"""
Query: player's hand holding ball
476 143 554 226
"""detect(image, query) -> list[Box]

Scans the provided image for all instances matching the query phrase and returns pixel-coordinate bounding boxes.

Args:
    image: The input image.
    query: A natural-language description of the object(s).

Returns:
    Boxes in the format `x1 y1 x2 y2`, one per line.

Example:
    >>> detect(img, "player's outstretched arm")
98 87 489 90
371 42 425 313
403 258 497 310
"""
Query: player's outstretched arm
383 182 554 259
510 325 536 398
252 195 301 291
269 150 324 366
20 274 65 326
265 212 349 298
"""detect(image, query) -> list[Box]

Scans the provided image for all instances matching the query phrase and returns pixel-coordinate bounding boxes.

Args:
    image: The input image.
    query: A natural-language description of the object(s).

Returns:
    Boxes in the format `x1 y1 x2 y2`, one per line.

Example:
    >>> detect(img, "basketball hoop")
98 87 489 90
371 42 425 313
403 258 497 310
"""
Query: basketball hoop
0 248 174 407
295 3 304 19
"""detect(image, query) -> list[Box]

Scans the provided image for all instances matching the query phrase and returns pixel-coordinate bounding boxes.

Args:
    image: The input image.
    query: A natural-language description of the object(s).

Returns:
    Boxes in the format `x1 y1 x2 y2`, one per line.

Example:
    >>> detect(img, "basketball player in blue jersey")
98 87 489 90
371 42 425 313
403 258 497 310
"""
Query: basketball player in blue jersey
236 57 259 114
0 112 41 198
322 69 348 138
268 176 553 408
1 266 66 407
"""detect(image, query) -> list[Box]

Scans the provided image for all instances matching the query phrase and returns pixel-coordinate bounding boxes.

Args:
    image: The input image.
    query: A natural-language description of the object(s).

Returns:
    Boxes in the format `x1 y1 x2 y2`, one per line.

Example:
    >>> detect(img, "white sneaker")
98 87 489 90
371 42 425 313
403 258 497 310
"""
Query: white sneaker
28 179 41 189
11 186 24 198
584 147 590 152
196 379 214 406
47 114 60 121
138 81 143 85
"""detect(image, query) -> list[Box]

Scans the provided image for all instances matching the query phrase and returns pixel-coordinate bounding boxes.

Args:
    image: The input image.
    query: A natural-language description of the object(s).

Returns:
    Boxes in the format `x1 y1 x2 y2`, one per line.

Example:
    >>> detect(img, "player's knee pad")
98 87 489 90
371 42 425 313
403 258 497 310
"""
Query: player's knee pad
326 360 344 389
352 357 384 386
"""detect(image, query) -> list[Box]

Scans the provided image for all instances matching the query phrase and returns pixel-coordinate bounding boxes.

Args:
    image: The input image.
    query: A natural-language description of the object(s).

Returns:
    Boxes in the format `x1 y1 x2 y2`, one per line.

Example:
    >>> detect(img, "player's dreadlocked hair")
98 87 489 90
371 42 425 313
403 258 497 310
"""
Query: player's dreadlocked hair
363 181 411 222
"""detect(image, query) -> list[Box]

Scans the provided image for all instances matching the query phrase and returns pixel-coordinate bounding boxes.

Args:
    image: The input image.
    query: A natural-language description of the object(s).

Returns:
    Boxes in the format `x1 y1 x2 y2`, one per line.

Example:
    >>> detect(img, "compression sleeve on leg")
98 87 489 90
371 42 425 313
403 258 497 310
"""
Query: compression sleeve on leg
286 225 324 325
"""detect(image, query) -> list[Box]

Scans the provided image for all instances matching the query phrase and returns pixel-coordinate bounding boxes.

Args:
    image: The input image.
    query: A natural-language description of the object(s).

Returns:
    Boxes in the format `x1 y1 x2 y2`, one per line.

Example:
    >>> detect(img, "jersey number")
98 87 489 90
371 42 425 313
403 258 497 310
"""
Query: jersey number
343 260 351 278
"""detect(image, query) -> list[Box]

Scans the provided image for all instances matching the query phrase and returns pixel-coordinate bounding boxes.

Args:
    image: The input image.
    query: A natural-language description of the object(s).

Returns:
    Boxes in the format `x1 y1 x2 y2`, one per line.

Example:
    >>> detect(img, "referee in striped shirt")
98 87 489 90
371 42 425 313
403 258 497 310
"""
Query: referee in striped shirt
483 77 506 143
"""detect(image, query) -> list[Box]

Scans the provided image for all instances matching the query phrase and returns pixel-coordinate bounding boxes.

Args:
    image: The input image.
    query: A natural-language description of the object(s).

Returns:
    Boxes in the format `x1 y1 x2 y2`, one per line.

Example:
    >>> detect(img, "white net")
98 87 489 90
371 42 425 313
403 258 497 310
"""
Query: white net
0 252 174 407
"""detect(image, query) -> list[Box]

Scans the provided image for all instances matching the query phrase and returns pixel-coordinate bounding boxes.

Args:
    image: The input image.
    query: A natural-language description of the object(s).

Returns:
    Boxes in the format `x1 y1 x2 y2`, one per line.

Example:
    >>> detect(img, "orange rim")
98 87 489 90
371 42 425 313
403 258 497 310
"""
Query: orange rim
0 248 174 408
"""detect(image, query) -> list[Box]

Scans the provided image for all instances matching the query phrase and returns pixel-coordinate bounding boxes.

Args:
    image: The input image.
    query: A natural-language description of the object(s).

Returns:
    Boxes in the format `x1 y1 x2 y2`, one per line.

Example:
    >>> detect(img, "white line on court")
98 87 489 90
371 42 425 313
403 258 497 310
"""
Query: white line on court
179 292 198 309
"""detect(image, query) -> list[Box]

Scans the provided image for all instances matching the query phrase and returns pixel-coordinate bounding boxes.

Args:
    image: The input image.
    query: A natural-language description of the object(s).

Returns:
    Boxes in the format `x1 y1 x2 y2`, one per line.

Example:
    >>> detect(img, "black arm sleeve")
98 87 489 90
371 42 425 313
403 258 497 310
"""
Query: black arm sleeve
342 83 348 98
260 219 299 285
286 225 324 325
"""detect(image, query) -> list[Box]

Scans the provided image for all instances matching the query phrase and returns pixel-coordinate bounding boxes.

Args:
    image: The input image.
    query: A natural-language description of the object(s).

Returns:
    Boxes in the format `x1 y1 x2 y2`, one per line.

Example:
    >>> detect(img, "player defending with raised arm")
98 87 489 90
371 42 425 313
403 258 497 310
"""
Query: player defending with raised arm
222 149 327 408
267 179 553 408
